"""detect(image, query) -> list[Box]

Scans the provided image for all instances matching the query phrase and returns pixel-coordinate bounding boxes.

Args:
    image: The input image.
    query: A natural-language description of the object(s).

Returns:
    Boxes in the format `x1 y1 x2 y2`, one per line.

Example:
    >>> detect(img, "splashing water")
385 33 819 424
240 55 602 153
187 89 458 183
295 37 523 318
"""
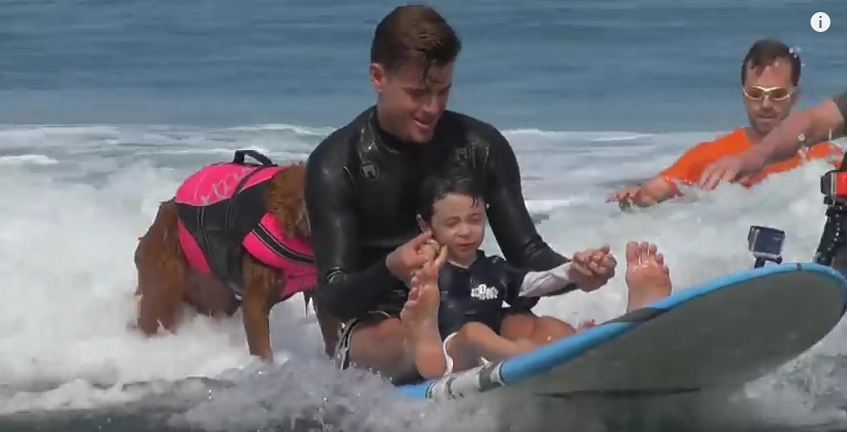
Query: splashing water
1 124 847 431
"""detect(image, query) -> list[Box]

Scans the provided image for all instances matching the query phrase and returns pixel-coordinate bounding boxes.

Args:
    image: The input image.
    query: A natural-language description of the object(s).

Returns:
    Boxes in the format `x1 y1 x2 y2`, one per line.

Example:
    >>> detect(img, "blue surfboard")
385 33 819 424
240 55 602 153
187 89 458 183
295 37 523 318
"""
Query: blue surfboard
398 262 847 401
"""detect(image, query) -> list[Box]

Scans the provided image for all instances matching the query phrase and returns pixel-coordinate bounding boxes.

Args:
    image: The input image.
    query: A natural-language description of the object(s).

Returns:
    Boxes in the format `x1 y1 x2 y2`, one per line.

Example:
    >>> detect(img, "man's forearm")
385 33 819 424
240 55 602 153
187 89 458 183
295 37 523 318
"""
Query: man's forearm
634 177 679 207
756 111 818 165
305 147 401 322
314 258 399 322
752 99 847 167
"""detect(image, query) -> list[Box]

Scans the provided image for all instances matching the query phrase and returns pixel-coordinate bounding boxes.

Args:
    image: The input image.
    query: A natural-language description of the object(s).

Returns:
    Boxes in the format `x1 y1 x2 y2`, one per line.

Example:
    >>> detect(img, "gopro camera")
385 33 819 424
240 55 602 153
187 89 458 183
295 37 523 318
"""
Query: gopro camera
748 225 785 268
821 169 847 201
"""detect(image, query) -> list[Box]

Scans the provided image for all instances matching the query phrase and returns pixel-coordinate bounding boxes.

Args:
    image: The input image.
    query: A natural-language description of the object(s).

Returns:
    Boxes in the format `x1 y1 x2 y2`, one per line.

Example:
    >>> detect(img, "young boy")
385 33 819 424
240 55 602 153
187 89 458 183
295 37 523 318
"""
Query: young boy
400 170 674 379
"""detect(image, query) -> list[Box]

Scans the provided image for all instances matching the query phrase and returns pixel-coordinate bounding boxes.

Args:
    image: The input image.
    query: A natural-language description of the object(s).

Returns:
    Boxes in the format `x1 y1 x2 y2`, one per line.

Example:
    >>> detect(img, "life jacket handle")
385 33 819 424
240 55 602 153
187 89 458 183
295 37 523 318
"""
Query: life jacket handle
233 149 274 166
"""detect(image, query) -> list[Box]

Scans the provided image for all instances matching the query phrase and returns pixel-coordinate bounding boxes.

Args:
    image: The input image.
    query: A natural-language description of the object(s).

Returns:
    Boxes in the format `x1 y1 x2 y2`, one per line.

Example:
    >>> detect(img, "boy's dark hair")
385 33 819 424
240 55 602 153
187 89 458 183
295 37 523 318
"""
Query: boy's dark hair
371 5 462 78
418 169 484 222
741 38 801 86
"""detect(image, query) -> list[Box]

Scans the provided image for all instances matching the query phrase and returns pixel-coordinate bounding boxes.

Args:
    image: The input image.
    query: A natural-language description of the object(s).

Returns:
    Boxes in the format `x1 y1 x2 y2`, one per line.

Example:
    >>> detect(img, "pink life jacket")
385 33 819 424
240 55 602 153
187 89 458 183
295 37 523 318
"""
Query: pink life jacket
173 150 316 301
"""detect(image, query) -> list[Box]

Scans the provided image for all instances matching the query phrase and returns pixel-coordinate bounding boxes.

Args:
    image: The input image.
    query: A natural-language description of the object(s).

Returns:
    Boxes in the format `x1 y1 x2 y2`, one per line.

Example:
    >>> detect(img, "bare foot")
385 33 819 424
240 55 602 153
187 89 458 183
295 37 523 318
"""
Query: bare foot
400 246 449 379
624 241 672 311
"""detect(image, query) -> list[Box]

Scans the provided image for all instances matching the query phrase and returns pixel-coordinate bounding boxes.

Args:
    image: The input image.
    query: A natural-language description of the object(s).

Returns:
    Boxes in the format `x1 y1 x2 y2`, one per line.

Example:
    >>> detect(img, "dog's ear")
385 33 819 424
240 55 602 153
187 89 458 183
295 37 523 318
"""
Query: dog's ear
265 163 309 238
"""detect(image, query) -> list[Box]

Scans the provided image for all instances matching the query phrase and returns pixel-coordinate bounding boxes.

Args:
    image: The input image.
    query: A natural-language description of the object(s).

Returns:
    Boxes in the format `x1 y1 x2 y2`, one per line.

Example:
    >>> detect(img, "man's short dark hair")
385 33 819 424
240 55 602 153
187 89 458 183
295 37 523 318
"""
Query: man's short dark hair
741 39 801 86
370 5 462 77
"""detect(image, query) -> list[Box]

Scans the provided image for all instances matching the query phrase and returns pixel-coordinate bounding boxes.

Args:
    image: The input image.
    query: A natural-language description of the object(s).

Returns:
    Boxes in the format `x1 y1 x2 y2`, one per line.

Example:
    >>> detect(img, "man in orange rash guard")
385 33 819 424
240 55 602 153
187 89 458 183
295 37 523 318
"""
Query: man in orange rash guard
610 39 842 208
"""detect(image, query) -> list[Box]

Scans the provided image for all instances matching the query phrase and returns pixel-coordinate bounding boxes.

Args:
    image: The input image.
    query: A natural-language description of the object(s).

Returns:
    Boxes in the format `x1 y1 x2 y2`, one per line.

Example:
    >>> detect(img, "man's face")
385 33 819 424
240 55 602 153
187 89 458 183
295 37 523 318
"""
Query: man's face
742 59 798 136
370 60 454 143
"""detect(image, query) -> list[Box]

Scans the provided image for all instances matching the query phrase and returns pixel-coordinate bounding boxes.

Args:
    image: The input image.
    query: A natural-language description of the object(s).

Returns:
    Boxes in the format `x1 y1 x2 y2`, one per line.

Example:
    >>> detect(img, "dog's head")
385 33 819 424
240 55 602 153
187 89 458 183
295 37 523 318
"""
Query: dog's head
265 162 311 239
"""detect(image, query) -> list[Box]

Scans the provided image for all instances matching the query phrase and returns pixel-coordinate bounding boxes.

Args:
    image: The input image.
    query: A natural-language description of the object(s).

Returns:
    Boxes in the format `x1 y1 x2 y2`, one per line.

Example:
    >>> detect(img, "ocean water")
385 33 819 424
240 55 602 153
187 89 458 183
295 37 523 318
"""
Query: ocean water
2 0 847 431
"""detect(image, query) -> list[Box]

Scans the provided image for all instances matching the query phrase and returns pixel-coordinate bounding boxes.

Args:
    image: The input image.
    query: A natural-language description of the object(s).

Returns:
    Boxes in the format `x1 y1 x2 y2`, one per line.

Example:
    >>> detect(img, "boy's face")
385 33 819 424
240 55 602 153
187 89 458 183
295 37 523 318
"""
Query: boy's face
425 192 486 263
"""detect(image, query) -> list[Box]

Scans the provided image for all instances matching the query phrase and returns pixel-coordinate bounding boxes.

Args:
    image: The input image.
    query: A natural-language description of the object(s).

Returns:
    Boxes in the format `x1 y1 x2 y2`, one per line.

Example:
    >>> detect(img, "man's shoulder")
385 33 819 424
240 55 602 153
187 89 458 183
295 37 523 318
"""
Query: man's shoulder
307 108 373 169
705 128 747 146
658 128 747 182
684 128 748 156
442 110 506 144
443 110 495 129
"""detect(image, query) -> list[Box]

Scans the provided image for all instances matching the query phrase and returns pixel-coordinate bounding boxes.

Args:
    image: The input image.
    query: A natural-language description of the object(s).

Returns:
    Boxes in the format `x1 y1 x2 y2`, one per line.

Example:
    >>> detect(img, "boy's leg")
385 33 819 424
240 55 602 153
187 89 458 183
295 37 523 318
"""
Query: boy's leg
500 312 576 346
399 262 449 379
447 322 536 368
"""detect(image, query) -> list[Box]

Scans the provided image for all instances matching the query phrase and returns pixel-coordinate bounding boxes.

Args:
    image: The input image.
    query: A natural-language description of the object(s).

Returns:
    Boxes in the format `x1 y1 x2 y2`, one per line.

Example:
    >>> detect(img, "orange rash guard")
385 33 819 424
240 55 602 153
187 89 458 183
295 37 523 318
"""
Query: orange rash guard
660 128 843 190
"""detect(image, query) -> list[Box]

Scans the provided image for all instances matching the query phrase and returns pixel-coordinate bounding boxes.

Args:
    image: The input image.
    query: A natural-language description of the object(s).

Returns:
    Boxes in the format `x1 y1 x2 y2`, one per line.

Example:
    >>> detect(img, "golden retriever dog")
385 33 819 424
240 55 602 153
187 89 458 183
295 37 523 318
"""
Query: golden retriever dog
133 150 339 361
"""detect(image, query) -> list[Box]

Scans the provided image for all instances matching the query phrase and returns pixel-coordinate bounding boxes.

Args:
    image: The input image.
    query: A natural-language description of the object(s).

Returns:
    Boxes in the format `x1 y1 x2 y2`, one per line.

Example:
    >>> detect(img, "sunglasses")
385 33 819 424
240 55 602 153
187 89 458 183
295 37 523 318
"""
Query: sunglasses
743 86 794 101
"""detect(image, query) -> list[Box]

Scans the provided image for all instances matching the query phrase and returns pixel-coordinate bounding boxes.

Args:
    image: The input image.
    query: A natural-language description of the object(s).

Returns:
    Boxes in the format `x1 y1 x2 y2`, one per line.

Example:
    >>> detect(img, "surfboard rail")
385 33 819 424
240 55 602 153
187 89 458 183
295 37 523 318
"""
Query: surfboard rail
398 262 847 401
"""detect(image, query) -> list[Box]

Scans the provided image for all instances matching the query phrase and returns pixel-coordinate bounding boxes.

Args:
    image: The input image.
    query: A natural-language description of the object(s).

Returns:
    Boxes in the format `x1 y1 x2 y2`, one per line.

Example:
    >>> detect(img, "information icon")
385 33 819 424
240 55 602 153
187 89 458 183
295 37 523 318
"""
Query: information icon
811 12 831 33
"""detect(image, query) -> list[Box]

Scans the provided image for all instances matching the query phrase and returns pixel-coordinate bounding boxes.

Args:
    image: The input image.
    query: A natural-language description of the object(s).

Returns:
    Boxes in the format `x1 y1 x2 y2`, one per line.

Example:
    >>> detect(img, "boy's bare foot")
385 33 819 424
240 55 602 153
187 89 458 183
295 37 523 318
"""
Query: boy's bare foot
400 246 449 379
625 241 672 311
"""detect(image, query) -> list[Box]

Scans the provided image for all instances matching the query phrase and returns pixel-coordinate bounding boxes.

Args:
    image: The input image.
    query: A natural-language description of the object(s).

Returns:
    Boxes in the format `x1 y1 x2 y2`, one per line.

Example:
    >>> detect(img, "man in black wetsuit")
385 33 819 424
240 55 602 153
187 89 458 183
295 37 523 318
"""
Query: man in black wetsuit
305 5 616 382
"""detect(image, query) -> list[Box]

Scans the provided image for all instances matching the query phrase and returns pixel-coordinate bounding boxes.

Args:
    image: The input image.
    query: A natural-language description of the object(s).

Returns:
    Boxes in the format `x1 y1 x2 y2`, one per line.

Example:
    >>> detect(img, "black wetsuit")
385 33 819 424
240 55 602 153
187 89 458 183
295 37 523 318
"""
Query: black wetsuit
814 91 847 271
305 106 567 322
836 91 847 127
437 251 528 337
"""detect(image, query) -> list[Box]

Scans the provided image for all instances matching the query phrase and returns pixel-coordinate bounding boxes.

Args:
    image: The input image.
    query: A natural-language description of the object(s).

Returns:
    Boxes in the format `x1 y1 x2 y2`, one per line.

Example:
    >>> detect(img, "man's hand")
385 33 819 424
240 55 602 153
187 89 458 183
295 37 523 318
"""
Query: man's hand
400 244 447 328
409 244 448 294
697 155 743 190
420 239 441 263
697 152 765 190
568 245 617 292
607 186 643 208
386 230 439 282
608 177 680 209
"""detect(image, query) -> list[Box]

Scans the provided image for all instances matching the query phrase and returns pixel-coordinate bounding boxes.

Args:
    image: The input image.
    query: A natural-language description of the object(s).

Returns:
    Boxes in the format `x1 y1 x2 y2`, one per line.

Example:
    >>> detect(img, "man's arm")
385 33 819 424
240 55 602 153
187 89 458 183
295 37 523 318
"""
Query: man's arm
639 177 680 205
610 176 679 208
699 91 847 188
751 94 847 166
614 139 726 207
305 145 399 322
480 127 570 310
481 126 569 271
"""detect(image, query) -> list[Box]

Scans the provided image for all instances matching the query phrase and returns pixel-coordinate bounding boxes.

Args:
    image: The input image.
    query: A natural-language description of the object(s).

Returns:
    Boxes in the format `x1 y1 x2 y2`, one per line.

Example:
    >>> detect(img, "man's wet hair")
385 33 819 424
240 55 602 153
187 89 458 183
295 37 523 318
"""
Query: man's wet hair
418 168 483 222
371 5 462 78
741 38 801 86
